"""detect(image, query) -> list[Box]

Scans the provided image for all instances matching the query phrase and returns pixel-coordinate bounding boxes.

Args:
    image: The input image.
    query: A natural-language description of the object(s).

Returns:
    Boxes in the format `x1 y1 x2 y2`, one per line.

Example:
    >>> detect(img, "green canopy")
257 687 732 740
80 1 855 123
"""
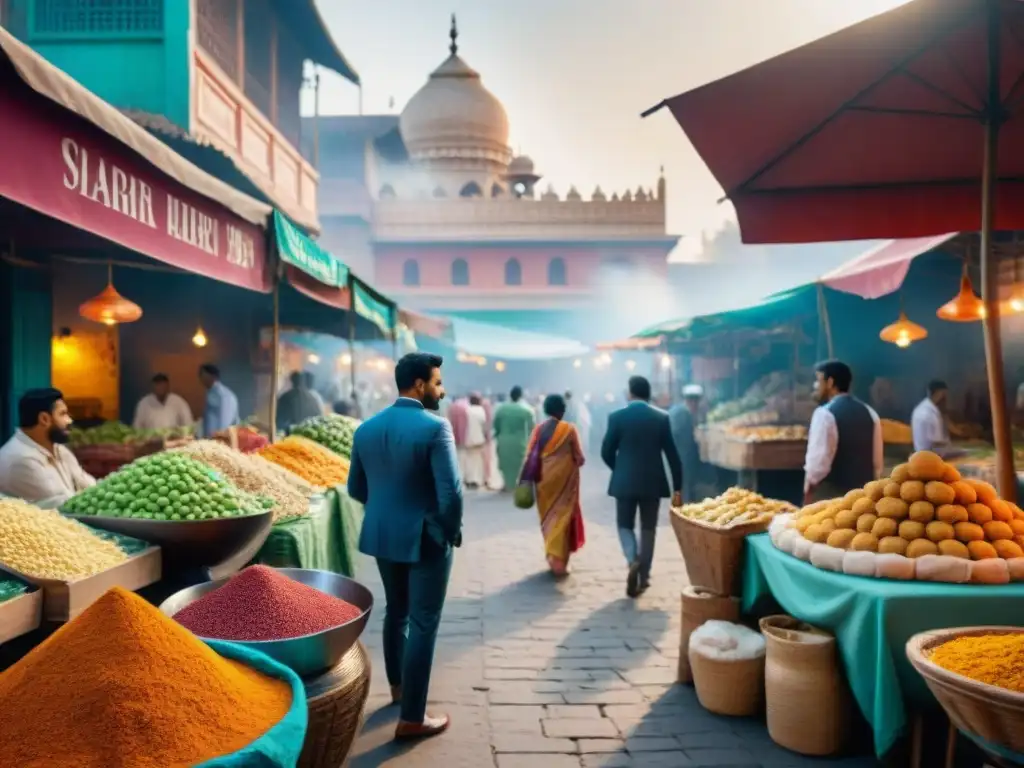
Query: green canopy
273 211 348 287
352 277 395 337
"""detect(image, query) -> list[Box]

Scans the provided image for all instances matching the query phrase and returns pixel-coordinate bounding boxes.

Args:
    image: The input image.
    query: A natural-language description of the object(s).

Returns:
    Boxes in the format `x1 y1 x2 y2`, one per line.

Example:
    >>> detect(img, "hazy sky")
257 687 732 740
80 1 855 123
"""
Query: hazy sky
309 0 909 260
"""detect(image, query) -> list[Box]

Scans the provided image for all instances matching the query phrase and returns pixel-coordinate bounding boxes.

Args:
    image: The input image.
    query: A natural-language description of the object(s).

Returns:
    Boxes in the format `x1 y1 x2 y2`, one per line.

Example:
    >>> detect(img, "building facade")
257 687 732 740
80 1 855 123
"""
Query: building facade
5 0 358 229
311 19 678 342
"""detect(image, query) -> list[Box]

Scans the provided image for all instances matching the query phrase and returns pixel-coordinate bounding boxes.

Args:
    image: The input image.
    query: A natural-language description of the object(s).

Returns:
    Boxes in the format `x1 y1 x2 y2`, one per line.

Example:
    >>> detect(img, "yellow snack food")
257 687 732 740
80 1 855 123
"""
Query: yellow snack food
924 482 956 506
983 521 1014 541
850 532 879 552
994 540 1024 559
908 451 946 481
990 499 1014 523
967 503 993 525
871 517 899 538
863 480 887 502
890 464 912 483
878 536 909 556
852 497 875 517
883 482 902 498
925 520 955 542
968 540 999 560
908 501 935 524
826 529 858 550
942 464 962 483
897 520 924 540
794 516 815 533
818 519 838 536
875 497 909 520
966 478 999 507
804 524 828 543
951 480 978 506
1009 519 1024 537
834 508 859 530
937 540 971 559
844 489 867 506
937 504 969 525
899 481 925 503
856 513 878 533
953 522 985 542
906 539 939 558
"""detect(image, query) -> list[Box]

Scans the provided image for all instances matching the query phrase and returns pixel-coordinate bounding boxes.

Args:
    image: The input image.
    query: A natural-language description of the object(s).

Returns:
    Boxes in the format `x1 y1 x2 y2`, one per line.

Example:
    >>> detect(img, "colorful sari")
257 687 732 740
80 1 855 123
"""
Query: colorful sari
523 419 586 575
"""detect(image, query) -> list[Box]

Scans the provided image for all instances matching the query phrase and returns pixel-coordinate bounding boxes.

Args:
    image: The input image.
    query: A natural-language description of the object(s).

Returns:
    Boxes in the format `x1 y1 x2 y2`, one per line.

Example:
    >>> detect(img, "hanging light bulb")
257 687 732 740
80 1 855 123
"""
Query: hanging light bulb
79 263 142 326
340 353 352 366
573 359 582 369
495 361 506 372
192 326 208 348
879 311 928 349
660 354 672 369
937 266 986 322
625 359 637 371
308 353 321 364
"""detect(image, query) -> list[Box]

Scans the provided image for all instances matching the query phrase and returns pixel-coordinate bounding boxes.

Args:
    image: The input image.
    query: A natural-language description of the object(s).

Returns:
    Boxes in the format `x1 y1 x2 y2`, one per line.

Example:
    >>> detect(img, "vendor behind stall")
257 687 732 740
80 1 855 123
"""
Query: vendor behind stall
669 384 704 503
198 363 239 437
132 373 193 431
911 380 966 458
0 388 96 508
803 360 883 504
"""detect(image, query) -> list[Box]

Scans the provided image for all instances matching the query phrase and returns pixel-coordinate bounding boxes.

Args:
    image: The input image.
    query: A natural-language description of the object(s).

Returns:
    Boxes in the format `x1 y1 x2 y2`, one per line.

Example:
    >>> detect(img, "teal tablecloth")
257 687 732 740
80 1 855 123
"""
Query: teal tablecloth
254 487 363 576
742 533 1024 758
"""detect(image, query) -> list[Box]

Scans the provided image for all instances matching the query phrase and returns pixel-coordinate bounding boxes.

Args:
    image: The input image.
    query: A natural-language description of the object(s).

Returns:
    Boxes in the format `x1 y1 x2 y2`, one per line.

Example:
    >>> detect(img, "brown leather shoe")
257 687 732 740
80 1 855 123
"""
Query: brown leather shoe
394 714 450 741
390 685 402 705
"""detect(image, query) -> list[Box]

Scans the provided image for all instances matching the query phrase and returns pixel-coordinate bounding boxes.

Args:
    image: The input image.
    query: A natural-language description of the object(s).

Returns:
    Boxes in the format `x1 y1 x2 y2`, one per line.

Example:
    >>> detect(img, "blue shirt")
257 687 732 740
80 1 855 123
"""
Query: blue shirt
202 380 239 437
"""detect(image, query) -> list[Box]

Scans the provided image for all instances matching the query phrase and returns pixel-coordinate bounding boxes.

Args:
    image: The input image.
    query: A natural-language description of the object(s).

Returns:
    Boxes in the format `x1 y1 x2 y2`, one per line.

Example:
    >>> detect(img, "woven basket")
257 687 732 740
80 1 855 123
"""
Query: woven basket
689 645 765 717
907 626 1024 760
761 615 850 756
670 511 768 596
298 641 372 768
678 587 740 684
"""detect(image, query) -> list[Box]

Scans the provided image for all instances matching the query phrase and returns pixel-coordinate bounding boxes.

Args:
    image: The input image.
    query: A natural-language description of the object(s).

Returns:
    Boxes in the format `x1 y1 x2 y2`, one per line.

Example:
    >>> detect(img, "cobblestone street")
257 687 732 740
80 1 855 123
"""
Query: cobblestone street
349 467 877 768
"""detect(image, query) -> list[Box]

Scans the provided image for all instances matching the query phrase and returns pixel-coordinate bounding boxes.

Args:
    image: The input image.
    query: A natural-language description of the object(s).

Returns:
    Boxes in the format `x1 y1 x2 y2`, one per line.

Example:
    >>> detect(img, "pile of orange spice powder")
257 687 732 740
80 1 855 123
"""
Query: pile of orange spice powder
930 633 1024 693
0 587 293 767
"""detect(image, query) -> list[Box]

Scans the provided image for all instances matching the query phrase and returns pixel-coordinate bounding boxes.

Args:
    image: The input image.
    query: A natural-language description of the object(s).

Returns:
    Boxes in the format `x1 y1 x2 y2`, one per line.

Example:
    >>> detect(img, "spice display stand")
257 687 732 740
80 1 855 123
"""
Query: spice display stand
2 546 162 621
0 588 42 644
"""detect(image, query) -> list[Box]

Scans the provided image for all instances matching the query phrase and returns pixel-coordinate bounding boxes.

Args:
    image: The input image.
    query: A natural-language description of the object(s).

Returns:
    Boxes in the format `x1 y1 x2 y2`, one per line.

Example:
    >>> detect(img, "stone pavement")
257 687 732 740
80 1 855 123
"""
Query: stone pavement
348 466 878 768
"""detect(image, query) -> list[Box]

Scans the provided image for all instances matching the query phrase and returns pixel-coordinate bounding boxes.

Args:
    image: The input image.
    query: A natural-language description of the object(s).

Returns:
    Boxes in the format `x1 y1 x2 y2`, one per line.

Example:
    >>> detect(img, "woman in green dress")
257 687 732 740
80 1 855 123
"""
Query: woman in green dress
492 386 536 491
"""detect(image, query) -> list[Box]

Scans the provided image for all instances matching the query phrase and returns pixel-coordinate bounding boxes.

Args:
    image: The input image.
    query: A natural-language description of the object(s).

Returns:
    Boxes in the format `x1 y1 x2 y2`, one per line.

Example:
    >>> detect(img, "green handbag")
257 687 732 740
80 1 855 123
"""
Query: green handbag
513 483 535 509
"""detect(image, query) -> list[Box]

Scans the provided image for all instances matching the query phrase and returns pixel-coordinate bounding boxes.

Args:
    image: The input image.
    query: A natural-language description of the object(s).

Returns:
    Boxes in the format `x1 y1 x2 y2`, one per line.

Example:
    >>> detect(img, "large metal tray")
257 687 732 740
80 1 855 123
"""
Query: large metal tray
65 511 272 572
160 568 373 677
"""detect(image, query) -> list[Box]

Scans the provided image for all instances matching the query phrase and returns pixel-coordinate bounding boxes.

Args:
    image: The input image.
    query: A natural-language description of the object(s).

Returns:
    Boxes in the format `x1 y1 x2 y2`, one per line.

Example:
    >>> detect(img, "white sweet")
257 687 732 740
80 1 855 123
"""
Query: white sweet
970 558 1010 584
914 554 971 583
874 553 916 580
1007 557 1024 582
842 550 876 577
775 528 798 555
791 536 813 561
809 543 844 572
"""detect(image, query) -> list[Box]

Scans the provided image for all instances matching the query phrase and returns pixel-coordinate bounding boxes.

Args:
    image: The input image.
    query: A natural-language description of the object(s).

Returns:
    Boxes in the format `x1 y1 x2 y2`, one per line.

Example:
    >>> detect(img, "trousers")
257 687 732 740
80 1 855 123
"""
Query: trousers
614 497 660 580
376 532 454 723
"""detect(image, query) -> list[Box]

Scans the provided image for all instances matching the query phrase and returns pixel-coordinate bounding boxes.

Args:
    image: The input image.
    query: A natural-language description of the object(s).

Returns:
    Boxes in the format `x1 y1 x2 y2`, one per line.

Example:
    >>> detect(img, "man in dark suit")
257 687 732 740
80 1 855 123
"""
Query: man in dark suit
348 352 463 740
601 376 683 597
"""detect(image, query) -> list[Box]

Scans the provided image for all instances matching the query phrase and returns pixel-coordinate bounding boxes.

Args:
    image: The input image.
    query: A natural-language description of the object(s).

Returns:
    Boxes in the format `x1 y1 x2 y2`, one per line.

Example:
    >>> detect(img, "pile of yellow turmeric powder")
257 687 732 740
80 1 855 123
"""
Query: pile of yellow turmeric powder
0 587 293 767
930 633 1024 693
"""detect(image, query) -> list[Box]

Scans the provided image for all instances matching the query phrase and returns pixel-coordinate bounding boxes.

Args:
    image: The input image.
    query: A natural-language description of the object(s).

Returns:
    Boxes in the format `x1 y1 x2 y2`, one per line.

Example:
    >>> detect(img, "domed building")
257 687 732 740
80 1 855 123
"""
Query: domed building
306 17 677 343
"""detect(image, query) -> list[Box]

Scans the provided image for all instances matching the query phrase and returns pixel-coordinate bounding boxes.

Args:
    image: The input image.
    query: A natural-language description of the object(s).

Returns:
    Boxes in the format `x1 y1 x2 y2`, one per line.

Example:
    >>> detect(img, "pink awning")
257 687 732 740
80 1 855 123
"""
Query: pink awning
820 233 958 299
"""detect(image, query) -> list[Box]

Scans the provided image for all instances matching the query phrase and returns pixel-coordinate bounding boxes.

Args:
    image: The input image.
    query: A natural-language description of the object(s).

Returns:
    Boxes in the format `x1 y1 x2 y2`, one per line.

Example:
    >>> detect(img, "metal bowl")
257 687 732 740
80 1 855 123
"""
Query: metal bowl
159 568 374 677
65 511 273 571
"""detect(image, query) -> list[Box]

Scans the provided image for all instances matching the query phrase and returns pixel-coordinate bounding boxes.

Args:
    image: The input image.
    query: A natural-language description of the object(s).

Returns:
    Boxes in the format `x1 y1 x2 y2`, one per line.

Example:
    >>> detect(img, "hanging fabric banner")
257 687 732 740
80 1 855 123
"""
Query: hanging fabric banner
273 211 348 287
352 278 395 338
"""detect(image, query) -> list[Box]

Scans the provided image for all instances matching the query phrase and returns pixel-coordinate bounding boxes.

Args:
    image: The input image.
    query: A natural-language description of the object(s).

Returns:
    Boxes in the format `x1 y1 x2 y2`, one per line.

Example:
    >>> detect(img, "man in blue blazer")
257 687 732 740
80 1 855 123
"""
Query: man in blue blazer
601 375 682 598
347 352 463 741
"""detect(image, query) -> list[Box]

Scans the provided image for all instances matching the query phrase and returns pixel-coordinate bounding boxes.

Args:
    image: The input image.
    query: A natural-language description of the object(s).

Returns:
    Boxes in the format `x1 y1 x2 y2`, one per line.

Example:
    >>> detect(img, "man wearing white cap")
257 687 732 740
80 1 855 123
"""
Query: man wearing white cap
670 384 704 503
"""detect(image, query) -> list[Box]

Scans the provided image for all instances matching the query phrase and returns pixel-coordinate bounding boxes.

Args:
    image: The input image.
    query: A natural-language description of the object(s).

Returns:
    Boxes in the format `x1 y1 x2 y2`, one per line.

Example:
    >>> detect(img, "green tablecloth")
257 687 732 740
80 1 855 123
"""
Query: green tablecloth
742 533 1024 758
254 487 363 576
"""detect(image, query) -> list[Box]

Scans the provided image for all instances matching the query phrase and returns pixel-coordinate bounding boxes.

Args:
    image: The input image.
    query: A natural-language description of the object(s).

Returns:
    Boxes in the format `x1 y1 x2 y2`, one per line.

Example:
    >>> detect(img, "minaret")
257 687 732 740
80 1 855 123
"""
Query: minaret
449 13 458 56
657 165 667 203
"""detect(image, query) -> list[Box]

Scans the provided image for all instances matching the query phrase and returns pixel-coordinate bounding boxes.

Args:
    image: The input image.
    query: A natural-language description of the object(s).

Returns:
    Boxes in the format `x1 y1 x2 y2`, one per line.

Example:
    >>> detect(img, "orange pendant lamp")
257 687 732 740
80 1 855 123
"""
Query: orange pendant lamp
879 306 928 349
79 263 143 326
936 264 985 322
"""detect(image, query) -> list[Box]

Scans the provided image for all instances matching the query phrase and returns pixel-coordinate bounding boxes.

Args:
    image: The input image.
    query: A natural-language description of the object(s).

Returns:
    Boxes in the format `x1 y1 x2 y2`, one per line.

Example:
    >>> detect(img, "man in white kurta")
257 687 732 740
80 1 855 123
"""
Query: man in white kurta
0 389 96 508
132 373 193 431
462 396 488 488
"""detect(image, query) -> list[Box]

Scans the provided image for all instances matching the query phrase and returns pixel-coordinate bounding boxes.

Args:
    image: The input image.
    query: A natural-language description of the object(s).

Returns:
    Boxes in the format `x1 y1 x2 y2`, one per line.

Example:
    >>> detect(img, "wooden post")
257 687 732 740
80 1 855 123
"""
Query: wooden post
817 283 835 359
980 2 1016 501
269 276 280 442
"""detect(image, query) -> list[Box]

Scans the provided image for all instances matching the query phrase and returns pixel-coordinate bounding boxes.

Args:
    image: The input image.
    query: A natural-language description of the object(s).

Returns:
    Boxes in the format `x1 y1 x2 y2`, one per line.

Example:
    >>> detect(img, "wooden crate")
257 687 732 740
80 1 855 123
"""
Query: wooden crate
703 430 807 471
1 547 162 622
0 589 43 644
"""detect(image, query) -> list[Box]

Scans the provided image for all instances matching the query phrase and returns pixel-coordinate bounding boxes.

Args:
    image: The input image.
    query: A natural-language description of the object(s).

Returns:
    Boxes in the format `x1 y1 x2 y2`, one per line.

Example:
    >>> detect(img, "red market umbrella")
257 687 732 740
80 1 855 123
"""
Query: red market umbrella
645 0 1024 497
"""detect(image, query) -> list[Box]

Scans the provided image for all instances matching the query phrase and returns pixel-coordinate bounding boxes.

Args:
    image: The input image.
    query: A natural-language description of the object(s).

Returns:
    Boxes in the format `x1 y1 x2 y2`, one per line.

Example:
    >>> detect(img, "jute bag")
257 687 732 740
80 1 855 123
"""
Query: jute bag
678 586 739 684
760 615 850 756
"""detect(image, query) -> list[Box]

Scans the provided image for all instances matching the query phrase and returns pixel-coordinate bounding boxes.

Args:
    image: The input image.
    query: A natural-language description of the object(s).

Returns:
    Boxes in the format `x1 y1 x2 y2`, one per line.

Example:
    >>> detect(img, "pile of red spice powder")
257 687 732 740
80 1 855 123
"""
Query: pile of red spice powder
174 565 363 641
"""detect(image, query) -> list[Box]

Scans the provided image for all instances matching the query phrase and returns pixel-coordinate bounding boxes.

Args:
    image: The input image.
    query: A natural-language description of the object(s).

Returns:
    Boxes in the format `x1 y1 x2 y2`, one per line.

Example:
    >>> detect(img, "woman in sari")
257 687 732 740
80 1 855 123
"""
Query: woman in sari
521 394 586 576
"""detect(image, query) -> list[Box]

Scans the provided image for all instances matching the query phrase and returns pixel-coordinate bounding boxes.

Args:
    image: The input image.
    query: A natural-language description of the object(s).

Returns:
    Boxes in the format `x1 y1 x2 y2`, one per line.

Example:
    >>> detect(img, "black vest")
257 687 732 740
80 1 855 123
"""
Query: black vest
823 394 875 493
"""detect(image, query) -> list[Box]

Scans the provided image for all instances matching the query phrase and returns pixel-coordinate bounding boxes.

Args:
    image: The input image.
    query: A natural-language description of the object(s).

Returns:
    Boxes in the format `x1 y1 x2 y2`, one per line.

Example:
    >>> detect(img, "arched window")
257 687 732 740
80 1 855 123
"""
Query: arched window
491 183 504 198
451 258 470 286
379 183 396 199
548 257 567 286
432 186 447 198
402 259 420 287
459 182 482 198
504 258 522 286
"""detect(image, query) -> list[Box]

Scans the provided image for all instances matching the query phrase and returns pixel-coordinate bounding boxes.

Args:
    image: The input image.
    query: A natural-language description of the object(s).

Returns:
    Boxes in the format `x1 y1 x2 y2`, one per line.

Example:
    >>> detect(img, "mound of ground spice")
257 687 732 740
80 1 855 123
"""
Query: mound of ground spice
174 564 363 641
0 587 292 768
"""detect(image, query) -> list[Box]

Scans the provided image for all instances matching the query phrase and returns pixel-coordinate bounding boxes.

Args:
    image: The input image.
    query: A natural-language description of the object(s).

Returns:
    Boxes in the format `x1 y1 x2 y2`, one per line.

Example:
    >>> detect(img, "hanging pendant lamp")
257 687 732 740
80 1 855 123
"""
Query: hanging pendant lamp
937 264 985 322
1001 255 1024 315
192 326 208 347
79 263 142 326
880 310 928 349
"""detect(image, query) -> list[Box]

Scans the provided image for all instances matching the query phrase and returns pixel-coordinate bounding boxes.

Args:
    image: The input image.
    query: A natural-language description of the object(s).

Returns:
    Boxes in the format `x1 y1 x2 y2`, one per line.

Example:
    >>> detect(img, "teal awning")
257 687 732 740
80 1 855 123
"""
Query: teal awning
352 278 395 337
449 317 589 360
273 211 348 287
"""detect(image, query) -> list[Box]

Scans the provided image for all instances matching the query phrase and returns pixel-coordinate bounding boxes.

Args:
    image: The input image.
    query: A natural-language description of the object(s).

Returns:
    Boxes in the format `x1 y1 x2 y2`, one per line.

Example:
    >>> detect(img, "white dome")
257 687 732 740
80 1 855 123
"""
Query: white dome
399 26 511 168
507 155 535 175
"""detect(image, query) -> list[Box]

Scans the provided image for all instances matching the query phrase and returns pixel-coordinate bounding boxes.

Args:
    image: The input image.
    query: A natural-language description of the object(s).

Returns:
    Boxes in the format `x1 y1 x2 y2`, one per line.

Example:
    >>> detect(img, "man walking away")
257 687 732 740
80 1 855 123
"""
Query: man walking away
669 384 704 503
601 376 682 598
804 359 883 505
347 352 463 740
